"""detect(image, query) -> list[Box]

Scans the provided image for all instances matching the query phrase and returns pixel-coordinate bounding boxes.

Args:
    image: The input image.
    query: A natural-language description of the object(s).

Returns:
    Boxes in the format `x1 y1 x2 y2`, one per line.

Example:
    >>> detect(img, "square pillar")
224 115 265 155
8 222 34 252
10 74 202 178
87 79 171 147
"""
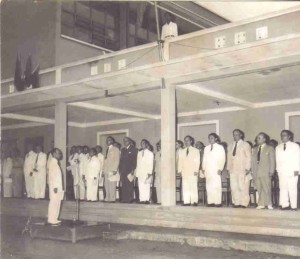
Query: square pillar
160 83 176 206
54 102 67 192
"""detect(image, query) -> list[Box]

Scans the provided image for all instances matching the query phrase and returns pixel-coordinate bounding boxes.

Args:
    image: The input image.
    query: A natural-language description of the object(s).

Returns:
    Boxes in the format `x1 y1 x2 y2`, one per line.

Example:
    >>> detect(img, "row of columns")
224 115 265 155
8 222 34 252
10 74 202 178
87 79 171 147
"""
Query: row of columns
54 83 176 206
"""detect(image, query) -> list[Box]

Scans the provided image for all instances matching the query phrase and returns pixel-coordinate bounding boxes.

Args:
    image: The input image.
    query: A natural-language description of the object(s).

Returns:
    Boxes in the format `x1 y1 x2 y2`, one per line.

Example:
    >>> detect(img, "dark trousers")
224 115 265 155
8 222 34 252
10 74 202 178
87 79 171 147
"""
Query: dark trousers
121 174 134 202
256 176 272 206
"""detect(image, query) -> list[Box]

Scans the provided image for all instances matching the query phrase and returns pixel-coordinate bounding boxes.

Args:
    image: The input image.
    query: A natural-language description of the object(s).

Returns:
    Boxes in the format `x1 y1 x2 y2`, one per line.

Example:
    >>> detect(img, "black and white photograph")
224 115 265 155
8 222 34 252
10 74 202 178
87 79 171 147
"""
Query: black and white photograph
1 1 300 258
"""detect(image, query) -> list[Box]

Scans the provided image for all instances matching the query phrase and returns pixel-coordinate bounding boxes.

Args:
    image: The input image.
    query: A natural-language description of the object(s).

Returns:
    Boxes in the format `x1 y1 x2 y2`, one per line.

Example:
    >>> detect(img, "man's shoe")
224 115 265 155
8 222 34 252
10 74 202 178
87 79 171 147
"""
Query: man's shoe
215 204 222 207
281 206 290 210
256 205 265 210
192 203 198 207
182 203 191 206
240 205 247 209
267 205 274 210
145 201 150 204
207 204 215 207
233 205 240 208
291 208 297 211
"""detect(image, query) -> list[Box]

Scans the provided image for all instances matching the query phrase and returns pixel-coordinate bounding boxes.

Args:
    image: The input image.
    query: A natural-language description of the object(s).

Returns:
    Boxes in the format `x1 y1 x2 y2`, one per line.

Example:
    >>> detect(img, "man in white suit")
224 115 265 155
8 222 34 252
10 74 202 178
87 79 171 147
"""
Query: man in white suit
33 145 47 199
276 130 300 211
78 146 88 200
178 136 200 206
135 139 154 204
227 129 252 208
67 146 79 199
48 148 64 225
203 133 226 207
23 145 36 198
86 148 101 201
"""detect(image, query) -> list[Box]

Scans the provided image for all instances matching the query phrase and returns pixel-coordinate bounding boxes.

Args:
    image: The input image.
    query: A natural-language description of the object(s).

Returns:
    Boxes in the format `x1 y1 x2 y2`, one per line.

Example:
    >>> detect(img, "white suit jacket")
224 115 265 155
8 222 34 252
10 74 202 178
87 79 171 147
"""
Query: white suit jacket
67 153 79 185
227 140 251 174
78 153 89 177
24 151 36 175
136 149 154 181
86 156 101 180
276 141 300 176
161 22 178 40
203 143 226 173
48 157 63 191
33 152 47 176
97 153 104 177
178 146 200 177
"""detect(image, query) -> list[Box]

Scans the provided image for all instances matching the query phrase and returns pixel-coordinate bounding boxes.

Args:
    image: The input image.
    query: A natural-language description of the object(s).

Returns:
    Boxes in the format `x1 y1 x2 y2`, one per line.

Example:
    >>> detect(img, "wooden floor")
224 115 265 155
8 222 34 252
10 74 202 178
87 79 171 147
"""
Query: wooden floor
1 198 300 238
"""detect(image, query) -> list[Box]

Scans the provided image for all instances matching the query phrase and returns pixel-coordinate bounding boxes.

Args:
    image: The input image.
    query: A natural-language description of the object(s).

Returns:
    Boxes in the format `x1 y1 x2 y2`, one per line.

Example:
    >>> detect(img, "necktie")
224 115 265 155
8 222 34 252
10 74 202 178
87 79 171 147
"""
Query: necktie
284 144 286 151
232 142 238 156
257 145 262 163
210 144 213 151
186 148 189 156
35 153 39 166
105 148 109 159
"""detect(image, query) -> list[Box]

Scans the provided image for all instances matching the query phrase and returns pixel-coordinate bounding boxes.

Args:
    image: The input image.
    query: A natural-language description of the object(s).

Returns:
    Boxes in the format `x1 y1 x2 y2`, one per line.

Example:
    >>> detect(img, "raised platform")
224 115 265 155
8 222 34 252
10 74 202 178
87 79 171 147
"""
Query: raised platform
29 220 110 243
2 198 300 238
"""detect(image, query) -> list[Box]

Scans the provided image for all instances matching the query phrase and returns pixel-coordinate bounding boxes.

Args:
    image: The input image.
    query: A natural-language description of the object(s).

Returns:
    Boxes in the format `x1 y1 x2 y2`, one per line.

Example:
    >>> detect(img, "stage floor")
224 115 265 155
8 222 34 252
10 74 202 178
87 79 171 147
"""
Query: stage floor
1 198 300 238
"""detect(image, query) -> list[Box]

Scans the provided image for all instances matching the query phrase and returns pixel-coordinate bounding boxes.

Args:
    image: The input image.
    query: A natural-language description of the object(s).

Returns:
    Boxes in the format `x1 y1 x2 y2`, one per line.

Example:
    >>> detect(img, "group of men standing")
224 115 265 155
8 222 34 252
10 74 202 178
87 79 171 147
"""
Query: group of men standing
177 129 300 211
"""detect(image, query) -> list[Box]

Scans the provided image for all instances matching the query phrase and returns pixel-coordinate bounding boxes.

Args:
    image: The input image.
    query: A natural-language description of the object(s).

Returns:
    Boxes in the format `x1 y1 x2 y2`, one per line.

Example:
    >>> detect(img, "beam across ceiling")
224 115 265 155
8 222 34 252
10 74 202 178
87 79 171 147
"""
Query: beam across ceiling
178 84 255 108
69 102 160 120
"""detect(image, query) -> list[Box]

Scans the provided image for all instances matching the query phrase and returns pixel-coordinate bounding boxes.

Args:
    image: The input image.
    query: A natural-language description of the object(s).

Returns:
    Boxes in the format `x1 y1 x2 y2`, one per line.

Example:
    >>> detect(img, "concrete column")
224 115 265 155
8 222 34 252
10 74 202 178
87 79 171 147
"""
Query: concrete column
160 83 176 206
54 102 67 193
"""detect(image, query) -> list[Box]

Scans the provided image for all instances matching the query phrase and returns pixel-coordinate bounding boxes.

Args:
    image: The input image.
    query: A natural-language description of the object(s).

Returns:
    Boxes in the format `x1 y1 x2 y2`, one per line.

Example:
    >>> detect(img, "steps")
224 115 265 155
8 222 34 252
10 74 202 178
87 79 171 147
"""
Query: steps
103 224 300 257
2 198 300 238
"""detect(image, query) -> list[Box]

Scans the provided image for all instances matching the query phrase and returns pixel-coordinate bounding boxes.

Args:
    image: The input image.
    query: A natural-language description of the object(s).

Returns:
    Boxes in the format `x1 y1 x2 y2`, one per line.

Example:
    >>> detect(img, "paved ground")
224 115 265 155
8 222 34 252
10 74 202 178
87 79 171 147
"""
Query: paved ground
0 216 293 259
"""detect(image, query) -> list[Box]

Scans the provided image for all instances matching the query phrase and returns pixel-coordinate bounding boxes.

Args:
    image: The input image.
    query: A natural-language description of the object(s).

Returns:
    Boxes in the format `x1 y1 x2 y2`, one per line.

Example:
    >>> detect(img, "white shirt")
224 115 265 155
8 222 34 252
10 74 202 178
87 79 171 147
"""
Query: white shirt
276 141 300 176
136 149 154 180
161 22 178 40
178 146 200 177
86 156 101 180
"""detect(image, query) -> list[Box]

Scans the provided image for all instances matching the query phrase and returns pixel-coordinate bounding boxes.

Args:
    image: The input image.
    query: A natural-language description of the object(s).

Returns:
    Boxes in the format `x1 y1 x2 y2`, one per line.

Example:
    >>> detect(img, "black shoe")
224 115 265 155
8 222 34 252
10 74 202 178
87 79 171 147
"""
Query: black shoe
207 204 215 207
232 204 240 208
281 206 291 210
215 204 222 207
240 205 247 208
192 203 198 207
291 208 297 211
182 203 191 206
145 201 150 204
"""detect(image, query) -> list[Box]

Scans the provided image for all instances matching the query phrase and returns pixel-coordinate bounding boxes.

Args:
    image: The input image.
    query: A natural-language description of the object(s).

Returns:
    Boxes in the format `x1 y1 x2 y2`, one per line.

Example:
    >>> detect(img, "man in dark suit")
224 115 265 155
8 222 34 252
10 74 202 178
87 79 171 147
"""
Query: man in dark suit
251 132 275 210
119 137 138 203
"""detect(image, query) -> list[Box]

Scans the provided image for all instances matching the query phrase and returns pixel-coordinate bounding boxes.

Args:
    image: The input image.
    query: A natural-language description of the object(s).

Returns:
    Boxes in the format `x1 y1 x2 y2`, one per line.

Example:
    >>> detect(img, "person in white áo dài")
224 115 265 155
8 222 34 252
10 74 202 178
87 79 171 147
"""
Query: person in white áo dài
86 148 101 201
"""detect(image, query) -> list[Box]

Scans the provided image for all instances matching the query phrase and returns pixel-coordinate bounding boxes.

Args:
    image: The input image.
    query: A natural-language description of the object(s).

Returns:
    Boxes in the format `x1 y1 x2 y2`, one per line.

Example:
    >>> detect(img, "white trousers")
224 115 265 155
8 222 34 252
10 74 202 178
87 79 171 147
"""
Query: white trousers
138 179 150 202
48 192 62 224
230 173 250 207
33 173 46 199
25 173 34 198
182 175 198 204
86 178 98 201
206 172 222 205
79 177 86 200
279 174 298 209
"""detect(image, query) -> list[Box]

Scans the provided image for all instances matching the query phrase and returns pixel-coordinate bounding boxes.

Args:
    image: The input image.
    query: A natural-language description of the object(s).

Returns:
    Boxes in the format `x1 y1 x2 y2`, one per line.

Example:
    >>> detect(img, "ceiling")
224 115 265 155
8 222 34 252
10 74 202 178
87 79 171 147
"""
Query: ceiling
197 2 300 22
2 61 299 128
